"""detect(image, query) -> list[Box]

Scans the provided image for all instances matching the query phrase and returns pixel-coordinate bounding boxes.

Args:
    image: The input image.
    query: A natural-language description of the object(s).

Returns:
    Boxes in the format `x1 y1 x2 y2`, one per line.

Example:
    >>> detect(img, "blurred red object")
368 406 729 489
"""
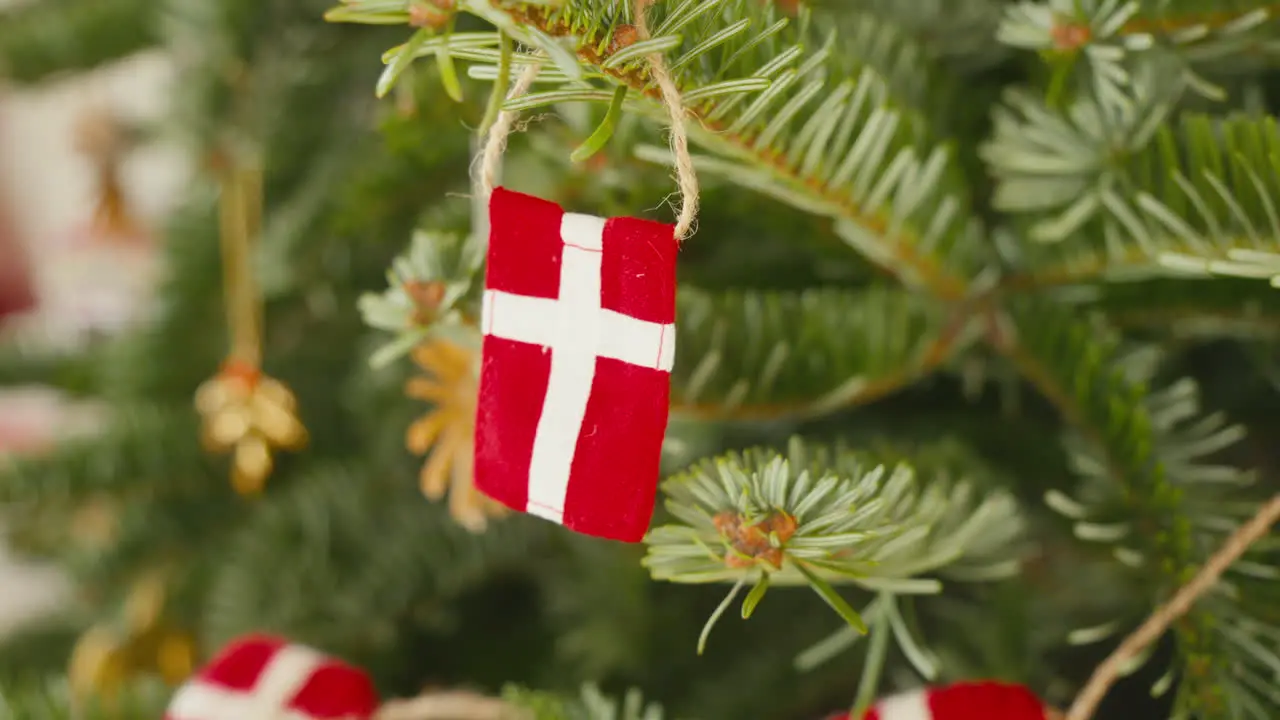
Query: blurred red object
823 681 1056 720
0 201 34 322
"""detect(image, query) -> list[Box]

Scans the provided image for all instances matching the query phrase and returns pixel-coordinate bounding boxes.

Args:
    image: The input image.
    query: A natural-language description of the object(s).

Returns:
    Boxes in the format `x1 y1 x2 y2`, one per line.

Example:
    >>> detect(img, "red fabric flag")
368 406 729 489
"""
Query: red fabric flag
474 187 678 543
164 634 380 720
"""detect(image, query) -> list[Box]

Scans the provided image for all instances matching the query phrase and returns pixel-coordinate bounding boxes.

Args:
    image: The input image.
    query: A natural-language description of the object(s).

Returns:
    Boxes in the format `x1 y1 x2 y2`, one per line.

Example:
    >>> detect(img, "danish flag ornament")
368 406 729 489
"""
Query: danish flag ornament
474 187 678 543
164 634 380 720
826 681 1056 720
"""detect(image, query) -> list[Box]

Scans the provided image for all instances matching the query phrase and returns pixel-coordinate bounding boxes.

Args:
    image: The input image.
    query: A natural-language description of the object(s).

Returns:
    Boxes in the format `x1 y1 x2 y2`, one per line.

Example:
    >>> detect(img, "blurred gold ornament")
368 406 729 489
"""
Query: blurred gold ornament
69 623 198 701
153 630 199 683
69 625 133 701
196 358 307 495
70 573 200 701
406 337 506 532
122 571 169 632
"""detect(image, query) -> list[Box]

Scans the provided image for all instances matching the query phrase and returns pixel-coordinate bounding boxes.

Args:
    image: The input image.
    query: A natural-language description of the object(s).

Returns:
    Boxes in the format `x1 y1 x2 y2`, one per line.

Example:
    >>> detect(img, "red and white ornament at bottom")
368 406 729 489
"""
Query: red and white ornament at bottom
164 634 380 720
825 681 1059 720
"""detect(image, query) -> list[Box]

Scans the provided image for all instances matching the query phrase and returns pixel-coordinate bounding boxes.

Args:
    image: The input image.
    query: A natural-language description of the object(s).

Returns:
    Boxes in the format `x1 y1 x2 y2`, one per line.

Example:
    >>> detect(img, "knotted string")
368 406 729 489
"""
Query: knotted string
477 56 544 199
632 0 698 240
476 0 699 240
1064 493 1280 720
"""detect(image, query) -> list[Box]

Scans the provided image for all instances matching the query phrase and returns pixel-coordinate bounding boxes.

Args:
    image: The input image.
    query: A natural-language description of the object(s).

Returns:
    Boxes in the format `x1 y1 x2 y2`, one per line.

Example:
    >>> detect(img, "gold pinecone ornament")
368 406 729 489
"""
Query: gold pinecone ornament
406 336 506 532
69 573 198 703
196 359 308 495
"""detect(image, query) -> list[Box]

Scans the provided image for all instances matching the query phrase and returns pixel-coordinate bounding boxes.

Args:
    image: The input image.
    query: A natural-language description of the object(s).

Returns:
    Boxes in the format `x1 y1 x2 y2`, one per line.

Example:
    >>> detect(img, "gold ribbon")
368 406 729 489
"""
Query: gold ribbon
196 152 307 495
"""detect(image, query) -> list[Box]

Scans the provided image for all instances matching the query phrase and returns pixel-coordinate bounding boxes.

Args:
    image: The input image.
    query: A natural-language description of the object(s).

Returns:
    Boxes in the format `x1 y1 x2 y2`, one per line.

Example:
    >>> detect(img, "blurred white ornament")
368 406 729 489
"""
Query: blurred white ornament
34 223 158 344
11 106 160 348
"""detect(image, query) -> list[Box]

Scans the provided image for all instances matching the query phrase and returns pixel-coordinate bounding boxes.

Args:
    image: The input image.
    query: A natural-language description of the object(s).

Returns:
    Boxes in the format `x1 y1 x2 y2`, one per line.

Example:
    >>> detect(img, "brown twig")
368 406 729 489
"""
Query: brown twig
1065 494 1280 720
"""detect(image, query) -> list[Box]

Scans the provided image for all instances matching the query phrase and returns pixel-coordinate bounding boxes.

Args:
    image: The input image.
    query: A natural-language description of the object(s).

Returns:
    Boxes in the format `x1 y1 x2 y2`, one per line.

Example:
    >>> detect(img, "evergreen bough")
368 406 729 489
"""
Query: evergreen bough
1 0 1279 718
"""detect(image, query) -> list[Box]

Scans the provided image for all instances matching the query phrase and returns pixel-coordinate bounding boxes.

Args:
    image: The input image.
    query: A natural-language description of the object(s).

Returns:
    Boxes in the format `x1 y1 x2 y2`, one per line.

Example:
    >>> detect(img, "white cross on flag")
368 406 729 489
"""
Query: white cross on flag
164 634 380 720
475 187 678 543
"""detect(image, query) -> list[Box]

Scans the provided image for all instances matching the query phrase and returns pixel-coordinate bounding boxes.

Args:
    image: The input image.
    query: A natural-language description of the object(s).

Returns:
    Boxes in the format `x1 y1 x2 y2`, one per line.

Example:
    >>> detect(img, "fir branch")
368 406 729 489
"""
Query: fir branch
362 274 967 420
0 676 171 720
1066 495 1280 720
643 437 1024 648
502 684 667 720
824 0 1008 71
0 339 102 398
358 229 485 368
1029 331 1280 718
999 300 1248 716
988 83 1280 289
1000 0 1277 93
0 0 158 84
98 190 228 402
537 539 654 678
331 0 986 298
0 618 84 686
1065 276 1280 338
0 405 212 505
201 463 559 667
998 0 1144 105
670 286 964 420
1121 0 1279 68
1125 0 1276 33
66 491 244 614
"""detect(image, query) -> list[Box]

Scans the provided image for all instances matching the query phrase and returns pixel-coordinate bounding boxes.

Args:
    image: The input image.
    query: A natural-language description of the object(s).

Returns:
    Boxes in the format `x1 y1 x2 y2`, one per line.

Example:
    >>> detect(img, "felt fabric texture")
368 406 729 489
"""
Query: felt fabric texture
475 187 677 543
825 682 1049 720
164 634 379 720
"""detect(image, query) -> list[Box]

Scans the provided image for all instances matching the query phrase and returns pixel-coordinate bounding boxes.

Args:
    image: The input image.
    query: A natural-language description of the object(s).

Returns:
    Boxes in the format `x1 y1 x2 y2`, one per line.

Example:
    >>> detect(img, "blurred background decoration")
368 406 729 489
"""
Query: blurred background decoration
0 10 178 643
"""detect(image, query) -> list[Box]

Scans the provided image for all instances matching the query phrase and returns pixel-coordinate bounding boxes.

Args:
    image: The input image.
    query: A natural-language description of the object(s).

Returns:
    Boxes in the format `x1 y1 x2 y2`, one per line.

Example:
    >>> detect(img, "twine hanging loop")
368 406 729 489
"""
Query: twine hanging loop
631 0 698 240
477 0 699 241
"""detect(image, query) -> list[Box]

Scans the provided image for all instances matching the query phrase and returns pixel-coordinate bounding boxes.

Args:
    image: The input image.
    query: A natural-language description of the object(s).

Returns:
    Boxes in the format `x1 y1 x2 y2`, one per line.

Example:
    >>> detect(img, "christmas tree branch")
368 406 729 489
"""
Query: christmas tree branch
1067 494 1280 720
1069 277 1280 340
817 0 1008 70
0 676 170 718
986 79 1280 291
999 0 1278 88
0 338 103 398
360 236 964 420
0 405 212 505
998 302 1255 716
0 0 158 84
1120 1 1276 37
644 438 1024 647
670 287 964 421
330 0 983 299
